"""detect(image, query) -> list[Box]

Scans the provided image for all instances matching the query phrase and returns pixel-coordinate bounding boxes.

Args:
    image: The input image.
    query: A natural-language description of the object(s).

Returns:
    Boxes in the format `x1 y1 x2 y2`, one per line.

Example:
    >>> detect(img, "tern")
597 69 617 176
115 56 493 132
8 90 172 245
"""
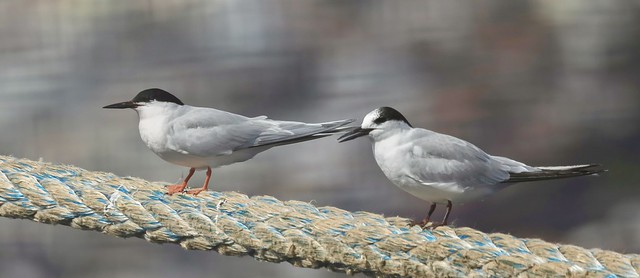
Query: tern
338 107 604 227
104 88 354 195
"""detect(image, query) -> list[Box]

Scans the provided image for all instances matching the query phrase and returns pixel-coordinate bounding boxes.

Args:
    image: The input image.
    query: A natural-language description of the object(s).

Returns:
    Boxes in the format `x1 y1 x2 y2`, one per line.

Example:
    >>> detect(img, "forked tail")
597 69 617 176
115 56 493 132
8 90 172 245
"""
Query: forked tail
504 164 605 183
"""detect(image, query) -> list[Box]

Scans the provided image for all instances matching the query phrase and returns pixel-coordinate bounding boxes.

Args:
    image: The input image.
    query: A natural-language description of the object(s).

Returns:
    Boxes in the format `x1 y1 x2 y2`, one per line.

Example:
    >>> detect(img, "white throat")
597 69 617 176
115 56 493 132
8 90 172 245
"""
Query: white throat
368 121 412 142
135 102 181 154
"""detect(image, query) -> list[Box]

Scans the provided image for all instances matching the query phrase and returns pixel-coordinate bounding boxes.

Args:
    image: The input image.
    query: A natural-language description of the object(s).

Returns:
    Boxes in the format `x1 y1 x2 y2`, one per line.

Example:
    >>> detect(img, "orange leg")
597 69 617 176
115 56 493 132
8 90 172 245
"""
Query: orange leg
166 168 195 195
186 167 212 195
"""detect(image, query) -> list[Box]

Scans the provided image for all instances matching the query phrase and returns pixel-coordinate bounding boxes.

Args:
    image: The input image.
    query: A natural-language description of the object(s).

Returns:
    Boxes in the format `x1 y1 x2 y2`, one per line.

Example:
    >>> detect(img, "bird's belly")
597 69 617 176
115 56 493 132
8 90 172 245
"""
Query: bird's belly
392 176 459 204
376 160 488 204
391 175 496 204
156 151 210 169
156 149 261 170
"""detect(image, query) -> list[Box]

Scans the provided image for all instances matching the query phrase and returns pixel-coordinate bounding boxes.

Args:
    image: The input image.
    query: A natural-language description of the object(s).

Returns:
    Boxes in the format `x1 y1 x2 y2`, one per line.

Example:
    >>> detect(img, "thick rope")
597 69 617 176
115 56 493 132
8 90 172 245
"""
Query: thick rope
0 155 637 277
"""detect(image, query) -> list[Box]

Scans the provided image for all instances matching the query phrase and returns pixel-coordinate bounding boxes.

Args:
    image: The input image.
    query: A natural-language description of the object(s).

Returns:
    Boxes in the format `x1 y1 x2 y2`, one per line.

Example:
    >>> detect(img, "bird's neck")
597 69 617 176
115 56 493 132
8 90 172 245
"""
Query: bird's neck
135 104 178 153
371 123 411 142
136 102 180 120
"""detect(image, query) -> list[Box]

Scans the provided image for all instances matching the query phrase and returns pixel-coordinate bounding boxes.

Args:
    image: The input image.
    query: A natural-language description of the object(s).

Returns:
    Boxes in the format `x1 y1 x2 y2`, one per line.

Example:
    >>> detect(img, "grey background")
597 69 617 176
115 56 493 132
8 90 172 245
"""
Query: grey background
1 1 639 277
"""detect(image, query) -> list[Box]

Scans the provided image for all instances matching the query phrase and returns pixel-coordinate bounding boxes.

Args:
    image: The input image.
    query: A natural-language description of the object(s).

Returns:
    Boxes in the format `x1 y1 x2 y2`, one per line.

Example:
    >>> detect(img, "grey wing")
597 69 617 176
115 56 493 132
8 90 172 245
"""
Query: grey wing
166 108 269 156
167 107 353 157
404 130 512 191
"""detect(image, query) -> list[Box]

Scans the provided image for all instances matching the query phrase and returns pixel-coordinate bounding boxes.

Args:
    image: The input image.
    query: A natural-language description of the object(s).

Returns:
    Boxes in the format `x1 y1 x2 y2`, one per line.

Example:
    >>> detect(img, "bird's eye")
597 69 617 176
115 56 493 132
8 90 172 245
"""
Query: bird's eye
373 117 386 125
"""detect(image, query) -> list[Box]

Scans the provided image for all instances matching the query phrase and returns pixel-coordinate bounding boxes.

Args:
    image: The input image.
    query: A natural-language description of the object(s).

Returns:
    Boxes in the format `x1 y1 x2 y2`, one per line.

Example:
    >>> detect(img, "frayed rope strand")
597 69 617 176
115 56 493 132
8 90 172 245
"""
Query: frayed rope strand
0 155 637 277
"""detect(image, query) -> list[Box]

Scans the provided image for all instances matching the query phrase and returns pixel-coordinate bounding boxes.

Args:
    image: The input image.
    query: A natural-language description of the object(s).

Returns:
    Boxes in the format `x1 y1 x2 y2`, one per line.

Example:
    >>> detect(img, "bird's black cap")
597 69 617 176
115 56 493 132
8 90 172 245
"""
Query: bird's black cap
132 88 184 105
103 88 184 109
373 107 412 127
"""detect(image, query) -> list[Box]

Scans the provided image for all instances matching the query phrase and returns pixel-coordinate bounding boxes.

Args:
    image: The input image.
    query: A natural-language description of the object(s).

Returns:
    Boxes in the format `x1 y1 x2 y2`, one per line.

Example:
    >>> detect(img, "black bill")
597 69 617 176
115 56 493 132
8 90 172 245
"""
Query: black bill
103 101 138 109
337 127 373 142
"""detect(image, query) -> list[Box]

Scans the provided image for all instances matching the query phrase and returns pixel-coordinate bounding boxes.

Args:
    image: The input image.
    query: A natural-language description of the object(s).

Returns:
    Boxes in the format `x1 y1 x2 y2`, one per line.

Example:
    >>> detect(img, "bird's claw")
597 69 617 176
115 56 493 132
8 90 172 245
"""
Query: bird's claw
165 184 187 195
411 219 427 227
412 219 448 230
421 222 448 230
185 188 206 195
427 222 447 229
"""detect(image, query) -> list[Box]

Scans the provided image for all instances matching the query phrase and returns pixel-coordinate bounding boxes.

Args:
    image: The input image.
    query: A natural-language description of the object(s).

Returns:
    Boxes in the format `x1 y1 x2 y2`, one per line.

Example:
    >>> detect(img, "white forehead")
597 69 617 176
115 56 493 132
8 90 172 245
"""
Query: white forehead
361 109 382 128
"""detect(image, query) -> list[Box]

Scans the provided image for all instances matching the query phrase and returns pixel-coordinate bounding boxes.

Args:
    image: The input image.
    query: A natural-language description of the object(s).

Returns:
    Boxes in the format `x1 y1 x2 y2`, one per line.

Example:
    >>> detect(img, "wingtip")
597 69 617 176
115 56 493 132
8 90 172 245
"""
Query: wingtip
320 118 357 129
508 163 607 183
338 118 357 126
582 164 608 175
536 164 604 171
590 167 608 175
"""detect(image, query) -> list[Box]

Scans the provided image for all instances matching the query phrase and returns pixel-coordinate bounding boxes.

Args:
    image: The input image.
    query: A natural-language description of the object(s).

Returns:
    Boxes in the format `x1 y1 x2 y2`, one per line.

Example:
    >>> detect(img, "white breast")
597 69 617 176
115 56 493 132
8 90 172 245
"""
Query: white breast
135 103 198 167
136 104 173 155
372 132 466 204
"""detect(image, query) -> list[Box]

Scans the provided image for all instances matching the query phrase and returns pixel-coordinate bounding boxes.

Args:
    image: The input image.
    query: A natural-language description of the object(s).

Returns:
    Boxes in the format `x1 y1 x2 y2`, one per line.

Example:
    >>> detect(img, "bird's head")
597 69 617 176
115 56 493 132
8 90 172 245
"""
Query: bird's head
338 107 412 142
103 88 184 111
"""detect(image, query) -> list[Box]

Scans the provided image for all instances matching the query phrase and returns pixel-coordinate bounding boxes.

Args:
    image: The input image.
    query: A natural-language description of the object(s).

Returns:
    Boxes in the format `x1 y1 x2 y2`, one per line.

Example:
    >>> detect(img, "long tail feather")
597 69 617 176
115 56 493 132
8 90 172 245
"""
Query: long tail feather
249 119 355 148
504 164 605 183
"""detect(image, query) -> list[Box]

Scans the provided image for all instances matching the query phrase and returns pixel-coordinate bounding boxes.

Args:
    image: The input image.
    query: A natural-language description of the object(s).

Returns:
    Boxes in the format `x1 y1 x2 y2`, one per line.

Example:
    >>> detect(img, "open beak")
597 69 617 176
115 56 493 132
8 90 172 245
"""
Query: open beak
338 127 373 142
103 101 138 109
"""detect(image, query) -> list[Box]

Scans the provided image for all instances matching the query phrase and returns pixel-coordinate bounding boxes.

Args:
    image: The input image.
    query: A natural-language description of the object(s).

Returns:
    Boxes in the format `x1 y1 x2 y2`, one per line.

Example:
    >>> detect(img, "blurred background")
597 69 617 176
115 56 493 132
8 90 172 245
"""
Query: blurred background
0 0 639 277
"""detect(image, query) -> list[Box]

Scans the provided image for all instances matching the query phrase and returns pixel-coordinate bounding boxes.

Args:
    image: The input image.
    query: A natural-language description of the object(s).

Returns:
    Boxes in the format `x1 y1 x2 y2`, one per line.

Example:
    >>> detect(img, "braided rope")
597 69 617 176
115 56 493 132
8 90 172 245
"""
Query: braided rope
0 155 637 277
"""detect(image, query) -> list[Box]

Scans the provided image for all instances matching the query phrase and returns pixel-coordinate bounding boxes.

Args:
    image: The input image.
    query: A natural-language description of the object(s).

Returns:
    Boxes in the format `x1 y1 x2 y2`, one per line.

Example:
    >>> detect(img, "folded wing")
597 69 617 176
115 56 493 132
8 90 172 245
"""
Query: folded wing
401 130 512 192
167 107 354 157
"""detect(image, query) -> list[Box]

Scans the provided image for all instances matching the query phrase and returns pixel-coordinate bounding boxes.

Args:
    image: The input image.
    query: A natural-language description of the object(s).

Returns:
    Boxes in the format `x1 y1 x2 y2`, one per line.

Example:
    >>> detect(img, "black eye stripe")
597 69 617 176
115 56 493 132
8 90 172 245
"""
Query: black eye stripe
373 117 387 124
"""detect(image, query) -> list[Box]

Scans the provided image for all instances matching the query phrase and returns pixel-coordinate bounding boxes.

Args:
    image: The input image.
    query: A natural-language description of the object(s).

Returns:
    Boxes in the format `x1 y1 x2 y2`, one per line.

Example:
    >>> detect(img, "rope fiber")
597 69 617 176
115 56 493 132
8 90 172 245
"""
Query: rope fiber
0 155 638 277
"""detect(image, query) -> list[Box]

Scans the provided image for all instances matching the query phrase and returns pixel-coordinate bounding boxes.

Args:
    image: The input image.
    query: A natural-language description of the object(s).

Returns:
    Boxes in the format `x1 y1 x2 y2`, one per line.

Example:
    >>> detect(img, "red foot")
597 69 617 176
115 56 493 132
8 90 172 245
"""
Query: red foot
166 168 196 195
186 187 207 195
166 183 187 195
